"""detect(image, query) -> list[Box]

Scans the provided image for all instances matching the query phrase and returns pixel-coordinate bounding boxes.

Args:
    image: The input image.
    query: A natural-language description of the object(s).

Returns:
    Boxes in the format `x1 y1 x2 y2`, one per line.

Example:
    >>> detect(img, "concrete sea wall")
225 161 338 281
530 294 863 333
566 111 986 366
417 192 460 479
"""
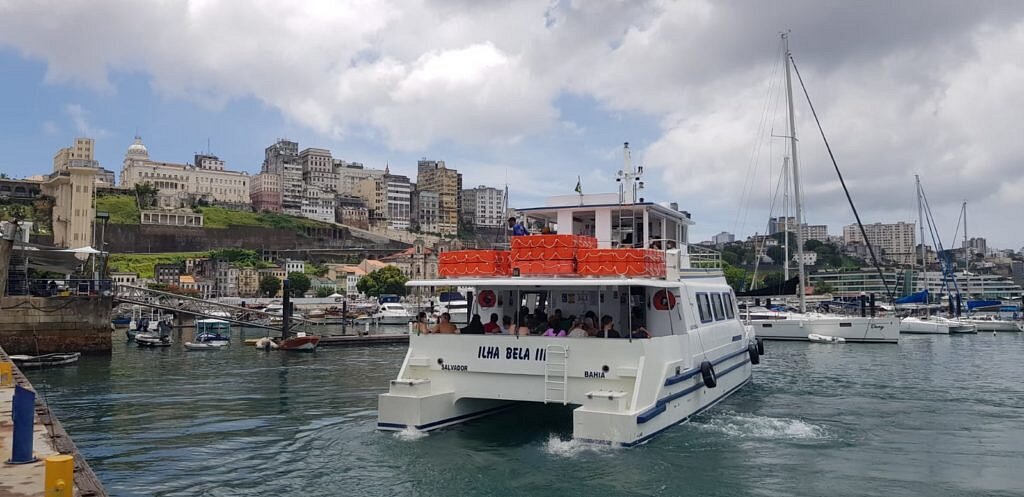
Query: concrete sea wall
0 296 112 354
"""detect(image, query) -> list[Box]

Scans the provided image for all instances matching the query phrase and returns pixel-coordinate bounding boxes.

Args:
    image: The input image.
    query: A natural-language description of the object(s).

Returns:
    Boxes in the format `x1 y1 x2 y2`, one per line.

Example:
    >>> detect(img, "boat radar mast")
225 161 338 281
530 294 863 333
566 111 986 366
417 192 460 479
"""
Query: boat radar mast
617 142 645 204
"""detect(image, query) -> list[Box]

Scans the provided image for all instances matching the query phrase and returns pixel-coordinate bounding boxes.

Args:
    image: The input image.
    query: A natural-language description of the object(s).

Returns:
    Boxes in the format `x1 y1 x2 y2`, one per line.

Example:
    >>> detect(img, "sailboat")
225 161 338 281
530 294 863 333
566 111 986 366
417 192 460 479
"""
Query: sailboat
749 33 899 344
899 177 949 334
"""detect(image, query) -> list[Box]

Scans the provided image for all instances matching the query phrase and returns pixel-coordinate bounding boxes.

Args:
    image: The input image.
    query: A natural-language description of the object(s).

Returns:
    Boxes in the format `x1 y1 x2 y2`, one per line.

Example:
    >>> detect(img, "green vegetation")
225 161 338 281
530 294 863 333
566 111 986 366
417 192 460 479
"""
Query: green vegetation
315 287 333 298
198 206 332 232
260 275 281 297
357 266 408 296
134 183 159 209
107 252 206 279
286 271 311 297
305 261 328 277
208 248 270 268
95 194 140 224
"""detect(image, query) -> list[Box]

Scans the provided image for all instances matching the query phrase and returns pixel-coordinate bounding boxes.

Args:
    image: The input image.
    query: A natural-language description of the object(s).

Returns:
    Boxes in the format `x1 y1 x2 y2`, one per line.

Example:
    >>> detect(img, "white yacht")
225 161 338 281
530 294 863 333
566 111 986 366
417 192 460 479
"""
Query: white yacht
372 302 414 325
378 148 762 447
960 315 1023 332
899 316 950 335
432 291 469 323
749 308 899 343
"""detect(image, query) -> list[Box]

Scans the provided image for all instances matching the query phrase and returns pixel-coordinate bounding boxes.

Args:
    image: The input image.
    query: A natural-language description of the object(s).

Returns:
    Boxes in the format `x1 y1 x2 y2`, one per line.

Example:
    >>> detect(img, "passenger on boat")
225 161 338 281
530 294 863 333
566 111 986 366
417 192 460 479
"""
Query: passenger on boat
542 316 566 337
430 313 458 334
484 313 501 333
554 309 572 331
501 316 515 334
567 318 591 338
598 315 621 338
508 217 529 236
462 314 486 334
516 317 532 336
413 312 430 335
627 326 651 339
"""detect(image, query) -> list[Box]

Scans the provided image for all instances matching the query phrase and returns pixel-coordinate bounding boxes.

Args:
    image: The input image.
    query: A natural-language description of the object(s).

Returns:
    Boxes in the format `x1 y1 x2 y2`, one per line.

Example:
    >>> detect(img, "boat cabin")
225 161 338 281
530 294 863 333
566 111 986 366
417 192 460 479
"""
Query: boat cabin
516 192 693 250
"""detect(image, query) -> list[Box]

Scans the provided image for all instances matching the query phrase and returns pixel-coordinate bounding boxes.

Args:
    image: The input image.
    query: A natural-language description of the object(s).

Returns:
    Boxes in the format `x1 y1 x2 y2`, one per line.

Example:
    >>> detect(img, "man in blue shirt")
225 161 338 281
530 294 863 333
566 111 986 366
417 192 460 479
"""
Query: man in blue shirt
508 217 528 236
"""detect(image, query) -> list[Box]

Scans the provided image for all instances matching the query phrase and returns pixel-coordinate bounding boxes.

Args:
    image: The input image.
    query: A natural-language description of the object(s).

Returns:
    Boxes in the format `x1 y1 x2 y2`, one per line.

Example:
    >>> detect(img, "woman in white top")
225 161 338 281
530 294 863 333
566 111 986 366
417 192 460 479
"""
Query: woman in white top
568 317 592 338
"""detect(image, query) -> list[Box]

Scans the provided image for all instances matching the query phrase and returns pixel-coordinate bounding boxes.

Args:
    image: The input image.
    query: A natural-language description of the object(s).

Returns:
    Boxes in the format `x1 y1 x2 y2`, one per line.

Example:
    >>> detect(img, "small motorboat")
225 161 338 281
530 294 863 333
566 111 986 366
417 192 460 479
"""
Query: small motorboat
137 320 173 347
184 341 228 351
808 333 846 343
195 319 231 345
9 352 81 369
253 333 320 352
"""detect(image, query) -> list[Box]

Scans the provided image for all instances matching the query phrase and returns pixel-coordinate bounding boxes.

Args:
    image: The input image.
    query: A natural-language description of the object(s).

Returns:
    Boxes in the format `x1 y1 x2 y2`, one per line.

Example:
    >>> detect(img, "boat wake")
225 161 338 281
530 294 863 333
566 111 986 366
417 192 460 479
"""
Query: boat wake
543 434 613 457
696 412 829 440
393 427 428 442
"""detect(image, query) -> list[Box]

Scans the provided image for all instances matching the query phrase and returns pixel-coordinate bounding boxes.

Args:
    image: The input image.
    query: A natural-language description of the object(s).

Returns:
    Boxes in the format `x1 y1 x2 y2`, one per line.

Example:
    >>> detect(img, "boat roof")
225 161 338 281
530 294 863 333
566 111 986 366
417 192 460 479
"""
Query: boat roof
407 275 721 288
196 318 229 324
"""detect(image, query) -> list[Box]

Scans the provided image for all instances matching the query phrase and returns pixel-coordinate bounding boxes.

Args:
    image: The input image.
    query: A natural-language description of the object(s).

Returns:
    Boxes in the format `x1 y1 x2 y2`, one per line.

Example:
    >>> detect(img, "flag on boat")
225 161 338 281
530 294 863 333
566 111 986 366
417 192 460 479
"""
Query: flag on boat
574 177 582 195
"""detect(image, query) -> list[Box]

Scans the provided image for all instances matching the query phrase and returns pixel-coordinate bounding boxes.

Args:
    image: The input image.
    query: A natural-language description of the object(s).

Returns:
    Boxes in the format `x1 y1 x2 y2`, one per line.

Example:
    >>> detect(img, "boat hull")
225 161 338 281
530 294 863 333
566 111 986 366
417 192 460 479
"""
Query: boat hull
9 353 81 368
372 314 414 325
961 319 1021 332
900 317 950 335
278 336 320 351
753 316 899 343
184 341 229 350
378 326 756 446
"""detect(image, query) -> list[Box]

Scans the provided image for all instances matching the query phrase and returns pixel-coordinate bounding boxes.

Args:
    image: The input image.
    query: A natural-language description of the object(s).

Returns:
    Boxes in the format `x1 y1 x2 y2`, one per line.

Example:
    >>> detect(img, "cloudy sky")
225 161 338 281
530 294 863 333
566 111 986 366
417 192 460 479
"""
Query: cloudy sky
1 0 1022 249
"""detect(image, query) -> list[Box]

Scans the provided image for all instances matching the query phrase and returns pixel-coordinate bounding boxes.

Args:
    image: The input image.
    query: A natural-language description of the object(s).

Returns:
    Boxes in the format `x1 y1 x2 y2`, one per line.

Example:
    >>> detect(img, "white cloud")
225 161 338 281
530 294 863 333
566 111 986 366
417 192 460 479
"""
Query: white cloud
1 1 1023 246
41 121 59 135
63 104 108 138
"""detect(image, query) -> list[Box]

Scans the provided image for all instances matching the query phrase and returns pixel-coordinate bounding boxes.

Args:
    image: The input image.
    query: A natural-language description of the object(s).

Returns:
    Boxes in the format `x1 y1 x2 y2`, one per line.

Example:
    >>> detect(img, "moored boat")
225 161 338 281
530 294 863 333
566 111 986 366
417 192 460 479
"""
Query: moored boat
9 352 81 368
372 302 414 325
899 316 950 335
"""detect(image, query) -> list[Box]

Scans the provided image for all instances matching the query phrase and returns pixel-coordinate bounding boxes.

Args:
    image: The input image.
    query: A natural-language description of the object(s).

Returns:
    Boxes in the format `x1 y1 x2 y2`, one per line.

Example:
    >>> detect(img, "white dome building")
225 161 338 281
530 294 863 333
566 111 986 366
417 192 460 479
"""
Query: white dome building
126 136 149 161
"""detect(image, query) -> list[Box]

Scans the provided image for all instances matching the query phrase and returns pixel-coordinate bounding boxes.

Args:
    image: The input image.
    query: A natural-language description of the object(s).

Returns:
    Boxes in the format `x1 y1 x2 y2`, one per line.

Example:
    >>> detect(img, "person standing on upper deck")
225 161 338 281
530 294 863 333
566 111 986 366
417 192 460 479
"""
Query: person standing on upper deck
508 217 529 236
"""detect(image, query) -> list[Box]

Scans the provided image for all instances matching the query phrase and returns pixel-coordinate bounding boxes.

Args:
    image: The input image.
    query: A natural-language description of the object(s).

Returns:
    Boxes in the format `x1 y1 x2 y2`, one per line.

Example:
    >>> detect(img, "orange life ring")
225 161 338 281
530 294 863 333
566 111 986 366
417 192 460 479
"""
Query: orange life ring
653 289 676 310
478 290 497 308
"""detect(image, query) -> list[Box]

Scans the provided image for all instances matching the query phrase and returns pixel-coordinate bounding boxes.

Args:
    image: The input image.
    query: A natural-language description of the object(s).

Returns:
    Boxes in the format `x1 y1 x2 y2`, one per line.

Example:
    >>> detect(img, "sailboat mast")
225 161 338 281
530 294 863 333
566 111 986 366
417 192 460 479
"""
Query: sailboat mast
916 175 927 312
783 156 790 283
962 201 968 273
783 32 807 313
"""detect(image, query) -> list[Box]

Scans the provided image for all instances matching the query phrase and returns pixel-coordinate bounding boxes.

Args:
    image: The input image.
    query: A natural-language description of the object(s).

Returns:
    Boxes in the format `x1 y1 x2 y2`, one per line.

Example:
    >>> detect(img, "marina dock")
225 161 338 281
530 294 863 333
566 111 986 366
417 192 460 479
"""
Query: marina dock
0 346 107 497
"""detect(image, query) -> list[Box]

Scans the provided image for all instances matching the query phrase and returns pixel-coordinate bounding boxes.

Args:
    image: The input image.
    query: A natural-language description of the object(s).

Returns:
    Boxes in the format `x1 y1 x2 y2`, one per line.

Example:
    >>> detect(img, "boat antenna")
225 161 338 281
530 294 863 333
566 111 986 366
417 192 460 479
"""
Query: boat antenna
782 32 807 312
787 44 894 302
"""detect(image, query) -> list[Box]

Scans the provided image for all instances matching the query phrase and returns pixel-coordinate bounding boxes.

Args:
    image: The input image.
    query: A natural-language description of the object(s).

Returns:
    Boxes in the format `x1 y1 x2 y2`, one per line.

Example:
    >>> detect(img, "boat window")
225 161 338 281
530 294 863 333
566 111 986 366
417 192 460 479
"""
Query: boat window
696 293 712 323
723 293 735 319
711 293 725 321
839 322 852 328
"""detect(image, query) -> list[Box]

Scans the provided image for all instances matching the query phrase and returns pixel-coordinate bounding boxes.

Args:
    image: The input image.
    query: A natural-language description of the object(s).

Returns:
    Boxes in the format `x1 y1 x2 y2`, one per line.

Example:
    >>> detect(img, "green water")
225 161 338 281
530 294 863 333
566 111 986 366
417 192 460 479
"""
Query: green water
24 331 1024 497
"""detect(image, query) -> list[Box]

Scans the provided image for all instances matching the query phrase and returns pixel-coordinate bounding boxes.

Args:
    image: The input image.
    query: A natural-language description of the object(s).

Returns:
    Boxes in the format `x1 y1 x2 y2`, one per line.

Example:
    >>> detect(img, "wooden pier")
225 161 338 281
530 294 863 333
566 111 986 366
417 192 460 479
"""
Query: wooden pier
0 346 107 497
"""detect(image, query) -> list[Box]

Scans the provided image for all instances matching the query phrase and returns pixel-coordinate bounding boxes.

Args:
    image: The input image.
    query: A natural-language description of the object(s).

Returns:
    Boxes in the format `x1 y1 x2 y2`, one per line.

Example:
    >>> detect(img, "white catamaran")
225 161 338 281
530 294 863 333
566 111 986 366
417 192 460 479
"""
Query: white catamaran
378 145 763 446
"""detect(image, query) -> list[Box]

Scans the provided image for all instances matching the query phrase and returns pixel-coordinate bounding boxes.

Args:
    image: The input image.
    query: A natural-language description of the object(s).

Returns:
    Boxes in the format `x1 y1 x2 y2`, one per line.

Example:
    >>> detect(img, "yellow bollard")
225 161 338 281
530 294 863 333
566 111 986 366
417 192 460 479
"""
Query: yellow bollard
0 361 13 387
45 455 74 497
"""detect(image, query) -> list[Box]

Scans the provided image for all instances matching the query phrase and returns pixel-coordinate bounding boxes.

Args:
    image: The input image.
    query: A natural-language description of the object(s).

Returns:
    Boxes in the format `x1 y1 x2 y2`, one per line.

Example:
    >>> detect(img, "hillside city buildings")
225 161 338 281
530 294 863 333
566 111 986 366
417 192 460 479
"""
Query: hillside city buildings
8 134 1023 301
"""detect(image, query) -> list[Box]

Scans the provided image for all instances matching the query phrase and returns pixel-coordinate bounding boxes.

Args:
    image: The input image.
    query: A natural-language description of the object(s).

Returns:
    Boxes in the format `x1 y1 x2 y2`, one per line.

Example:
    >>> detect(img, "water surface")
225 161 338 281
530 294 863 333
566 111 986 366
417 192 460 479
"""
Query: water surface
26 330 1024 496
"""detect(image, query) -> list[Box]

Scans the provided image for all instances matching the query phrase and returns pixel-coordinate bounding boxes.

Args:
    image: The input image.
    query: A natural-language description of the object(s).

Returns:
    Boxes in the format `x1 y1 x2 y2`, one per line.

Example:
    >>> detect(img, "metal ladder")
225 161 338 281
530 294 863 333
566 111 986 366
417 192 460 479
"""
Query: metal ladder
543 344 569 405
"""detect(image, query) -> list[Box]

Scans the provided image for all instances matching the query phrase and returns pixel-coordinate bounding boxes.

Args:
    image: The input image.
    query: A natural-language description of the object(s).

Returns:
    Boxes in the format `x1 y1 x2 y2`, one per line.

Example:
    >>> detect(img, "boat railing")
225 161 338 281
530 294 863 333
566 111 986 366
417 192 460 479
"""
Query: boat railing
687 245 722 269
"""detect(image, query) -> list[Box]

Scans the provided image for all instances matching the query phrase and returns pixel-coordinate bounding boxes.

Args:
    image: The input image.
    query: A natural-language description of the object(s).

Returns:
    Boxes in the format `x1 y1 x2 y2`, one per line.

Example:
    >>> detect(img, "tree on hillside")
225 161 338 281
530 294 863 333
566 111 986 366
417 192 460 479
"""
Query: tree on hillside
315 287 333 298
259 275 281 297
357 266 408 296
287 272 311 297
134 182 159 208
723 263 749 293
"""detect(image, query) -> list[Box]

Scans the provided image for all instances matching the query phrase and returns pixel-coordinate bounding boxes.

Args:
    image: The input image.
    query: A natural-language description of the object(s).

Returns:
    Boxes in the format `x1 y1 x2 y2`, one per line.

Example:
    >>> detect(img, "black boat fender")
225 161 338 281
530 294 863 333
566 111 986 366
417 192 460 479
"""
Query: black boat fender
748 343 760 365
756 337 765 355
700 360 717 388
